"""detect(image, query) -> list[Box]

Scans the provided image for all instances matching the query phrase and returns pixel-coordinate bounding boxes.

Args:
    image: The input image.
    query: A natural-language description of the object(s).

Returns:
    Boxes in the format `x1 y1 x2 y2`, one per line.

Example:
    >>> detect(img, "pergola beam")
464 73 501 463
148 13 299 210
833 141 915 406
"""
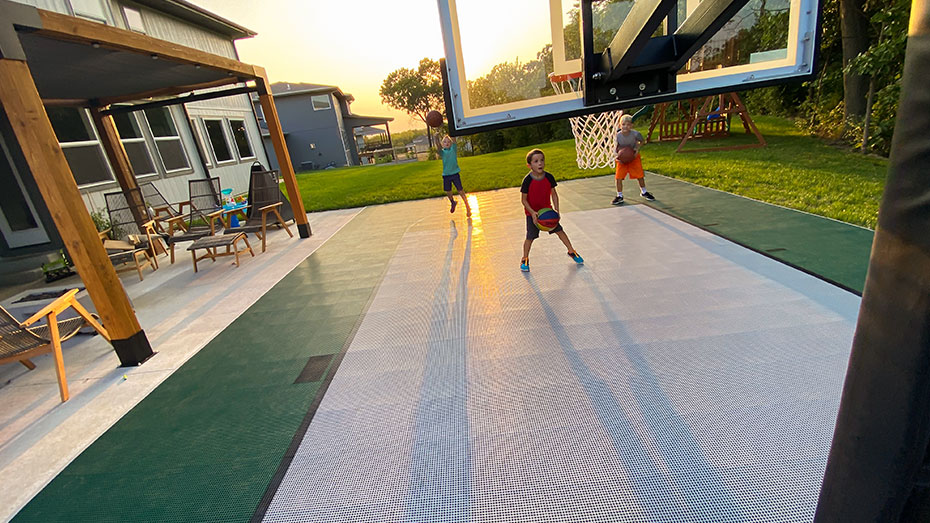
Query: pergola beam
255 68 311 238
33 9 256 78
95 76 248 107
0 58 153 366
100 85 258 116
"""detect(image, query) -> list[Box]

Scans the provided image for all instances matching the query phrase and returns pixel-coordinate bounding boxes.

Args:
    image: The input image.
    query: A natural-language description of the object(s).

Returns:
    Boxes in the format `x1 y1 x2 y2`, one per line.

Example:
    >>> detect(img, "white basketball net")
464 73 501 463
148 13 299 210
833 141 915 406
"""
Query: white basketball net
550 72 624 170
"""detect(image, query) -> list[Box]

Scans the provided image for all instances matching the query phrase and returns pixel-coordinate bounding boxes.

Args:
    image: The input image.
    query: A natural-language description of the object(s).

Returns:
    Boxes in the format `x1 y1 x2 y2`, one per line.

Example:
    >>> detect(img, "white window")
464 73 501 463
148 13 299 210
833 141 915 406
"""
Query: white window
311 95 332 111
122 6 145 33
142 107 190 173
190 118 212 167
203 119 234 163
69 0 108 22
228 119 255 160
112 112 156 176
46 107 113 187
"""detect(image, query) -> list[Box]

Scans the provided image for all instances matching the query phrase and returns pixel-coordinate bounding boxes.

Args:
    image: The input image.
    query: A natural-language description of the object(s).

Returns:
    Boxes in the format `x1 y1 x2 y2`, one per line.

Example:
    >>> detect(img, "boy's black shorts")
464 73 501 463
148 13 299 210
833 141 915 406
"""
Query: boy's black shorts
525 214 563 240
443 173 463 192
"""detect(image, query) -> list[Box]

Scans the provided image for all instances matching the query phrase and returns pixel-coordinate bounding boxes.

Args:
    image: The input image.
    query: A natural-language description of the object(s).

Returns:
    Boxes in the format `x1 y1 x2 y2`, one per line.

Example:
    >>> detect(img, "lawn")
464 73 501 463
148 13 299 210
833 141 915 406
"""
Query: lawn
293 116 889 229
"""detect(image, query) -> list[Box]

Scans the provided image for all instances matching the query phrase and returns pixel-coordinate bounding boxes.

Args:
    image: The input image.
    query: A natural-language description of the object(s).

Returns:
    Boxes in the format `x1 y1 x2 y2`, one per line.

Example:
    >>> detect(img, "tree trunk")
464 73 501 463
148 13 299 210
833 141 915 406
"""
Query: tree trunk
861 75 875 152
840 0 871 119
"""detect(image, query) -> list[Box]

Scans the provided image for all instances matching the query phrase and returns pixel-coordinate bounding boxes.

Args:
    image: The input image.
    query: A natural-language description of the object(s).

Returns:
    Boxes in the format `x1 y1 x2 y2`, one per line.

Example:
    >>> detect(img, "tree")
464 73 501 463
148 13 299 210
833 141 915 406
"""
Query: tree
845 0 909 152
380 58 443 148
840 0 870 119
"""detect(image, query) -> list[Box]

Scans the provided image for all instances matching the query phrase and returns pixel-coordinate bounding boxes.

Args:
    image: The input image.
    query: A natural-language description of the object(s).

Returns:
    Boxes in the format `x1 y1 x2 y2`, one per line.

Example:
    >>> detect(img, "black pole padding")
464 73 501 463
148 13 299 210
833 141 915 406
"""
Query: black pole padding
814 7 930 522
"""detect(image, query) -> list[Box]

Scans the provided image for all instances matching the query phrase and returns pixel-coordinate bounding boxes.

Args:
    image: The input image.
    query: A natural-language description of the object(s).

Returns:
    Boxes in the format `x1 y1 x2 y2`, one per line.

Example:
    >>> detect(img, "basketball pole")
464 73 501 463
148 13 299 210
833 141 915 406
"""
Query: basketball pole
814 1 930 521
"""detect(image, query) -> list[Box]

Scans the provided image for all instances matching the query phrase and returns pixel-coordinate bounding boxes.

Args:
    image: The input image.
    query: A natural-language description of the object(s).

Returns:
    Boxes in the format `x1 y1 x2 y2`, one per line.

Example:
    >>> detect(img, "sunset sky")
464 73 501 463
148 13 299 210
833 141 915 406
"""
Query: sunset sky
194 0 447 132
193 0 560 132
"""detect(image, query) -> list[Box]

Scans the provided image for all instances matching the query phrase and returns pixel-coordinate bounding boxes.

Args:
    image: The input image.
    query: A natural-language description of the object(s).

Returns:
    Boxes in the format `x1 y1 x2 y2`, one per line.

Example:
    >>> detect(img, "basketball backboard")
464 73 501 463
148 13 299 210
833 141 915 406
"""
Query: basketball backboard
437 0 820 135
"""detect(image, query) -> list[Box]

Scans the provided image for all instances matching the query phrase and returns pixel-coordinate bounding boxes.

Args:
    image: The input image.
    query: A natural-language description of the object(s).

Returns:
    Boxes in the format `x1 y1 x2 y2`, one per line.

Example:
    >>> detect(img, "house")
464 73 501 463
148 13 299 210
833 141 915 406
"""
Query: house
0 0 310 363
253 82 393 171
0 0 269 268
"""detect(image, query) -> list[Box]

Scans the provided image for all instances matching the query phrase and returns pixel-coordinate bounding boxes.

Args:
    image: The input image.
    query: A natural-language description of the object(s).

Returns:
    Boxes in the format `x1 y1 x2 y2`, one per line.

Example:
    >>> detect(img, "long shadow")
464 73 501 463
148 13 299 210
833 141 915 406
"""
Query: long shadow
579 268 749 521
404 219 472 521
527 271 748 522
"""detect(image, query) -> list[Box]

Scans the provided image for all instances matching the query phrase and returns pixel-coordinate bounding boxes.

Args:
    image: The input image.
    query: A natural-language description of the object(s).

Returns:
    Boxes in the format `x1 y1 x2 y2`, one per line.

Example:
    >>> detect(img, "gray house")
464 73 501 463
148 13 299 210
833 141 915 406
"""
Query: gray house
0 0 268 276
253 82 393 171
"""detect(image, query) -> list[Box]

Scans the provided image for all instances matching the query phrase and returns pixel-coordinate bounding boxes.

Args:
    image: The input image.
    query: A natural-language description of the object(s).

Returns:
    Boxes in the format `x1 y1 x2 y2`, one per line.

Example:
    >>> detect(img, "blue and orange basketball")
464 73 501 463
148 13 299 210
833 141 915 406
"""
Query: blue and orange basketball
536 208 560 231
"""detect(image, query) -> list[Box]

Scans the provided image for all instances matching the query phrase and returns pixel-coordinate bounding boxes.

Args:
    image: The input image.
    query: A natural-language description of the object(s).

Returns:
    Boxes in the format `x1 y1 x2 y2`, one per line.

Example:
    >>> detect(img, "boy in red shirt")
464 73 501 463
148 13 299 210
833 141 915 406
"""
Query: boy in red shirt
520 148 583 272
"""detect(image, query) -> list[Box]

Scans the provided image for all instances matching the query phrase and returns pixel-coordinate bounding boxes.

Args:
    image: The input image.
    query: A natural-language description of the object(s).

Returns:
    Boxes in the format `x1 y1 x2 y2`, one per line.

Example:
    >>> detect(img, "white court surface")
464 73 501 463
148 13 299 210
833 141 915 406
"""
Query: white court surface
262 204 860 522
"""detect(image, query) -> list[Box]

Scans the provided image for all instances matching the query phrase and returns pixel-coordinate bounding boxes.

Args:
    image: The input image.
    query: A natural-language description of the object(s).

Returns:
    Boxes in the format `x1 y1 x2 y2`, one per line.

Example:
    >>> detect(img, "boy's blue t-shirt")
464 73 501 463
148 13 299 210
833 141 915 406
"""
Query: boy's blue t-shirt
439 143 460 176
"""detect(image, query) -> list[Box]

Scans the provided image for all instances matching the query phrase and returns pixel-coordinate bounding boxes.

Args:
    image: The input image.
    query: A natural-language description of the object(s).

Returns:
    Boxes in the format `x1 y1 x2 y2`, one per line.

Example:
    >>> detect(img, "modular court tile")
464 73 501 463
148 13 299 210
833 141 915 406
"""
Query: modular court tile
260 203 859 522
14 175 869 522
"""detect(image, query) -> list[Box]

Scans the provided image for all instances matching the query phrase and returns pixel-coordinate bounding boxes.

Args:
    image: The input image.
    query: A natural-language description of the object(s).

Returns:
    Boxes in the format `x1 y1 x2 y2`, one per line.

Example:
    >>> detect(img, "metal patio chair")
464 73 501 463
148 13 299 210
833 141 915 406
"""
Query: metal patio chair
102 188 162 279
0 289 109 402
138 181 190 234
224 167 293 252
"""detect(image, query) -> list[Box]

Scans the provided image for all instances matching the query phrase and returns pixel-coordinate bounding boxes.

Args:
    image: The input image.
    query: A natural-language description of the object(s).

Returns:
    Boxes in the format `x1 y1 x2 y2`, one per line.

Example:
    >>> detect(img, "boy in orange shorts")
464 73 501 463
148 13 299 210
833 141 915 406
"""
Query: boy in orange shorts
612 114 654 205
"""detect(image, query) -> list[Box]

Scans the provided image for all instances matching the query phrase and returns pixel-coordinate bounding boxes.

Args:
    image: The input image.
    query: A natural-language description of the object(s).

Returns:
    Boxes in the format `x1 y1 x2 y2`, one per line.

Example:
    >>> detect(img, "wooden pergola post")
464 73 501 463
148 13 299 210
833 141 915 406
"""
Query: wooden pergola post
0 58 153 366
90 106 147 226
254 68 311 238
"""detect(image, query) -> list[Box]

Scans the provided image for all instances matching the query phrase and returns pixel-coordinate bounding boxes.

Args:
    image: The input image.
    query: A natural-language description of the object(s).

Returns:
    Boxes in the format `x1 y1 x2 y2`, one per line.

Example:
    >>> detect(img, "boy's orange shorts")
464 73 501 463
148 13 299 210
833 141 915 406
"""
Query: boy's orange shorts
615 155 645 180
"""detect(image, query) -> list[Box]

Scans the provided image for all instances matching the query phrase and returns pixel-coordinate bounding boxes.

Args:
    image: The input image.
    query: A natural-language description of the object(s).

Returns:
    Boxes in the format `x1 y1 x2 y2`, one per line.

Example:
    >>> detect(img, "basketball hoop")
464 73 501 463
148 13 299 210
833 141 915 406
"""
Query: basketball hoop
549 72 624 170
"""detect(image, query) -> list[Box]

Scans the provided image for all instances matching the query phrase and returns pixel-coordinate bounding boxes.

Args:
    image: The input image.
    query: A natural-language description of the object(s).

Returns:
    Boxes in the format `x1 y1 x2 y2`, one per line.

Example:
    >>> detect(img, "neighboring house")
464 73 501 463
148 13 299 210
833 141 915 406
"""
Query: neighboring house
252 82 393 172
0 0 267 263
409 134 430 154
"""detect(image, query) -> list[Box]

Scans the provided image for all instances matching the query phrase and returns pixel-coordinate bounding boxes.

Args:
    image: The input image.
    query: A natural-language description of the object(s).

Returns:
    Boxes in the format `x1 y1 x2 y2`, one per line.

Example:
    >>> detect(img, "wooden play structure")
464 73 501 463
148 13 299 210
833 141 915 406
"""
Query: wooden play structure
646 92 766 153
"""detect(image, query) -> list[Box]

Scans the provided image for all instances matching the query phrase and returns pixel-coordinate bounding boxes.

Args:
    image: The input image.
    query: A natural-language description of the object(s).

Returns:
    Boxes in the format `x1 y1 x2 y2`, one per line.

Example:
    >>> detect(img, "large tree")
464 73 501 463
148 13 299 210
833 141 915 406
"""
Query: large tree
380 58 443 147
840 0 870 119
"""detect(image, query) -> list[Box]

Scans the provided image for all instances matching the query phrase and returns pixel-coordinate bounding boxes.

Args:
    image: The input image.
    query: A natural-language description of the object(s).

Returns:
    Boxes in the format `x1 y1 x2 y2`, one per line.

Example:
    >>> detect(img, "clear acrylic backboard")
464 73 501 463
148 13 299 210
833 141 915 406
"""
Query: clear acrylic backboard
437 0 820 134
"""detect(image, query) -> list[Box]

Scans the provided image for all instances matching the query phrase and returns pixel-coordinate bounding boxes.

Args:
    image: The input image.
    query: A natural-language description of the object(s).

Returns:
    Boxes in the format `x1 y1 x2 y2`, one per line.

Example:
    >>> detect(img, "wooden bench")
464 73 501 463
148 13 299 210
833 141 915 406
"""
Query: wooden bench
186 232 254 273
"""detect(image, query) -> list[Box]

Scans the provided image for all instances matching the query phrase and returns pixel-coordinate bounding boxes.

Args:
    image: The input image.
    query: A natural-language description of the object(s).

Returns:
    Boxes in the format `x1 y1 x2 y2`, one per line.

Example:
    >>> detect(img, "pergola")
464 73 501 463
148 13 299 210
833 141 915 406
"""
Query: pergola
0 0 310 366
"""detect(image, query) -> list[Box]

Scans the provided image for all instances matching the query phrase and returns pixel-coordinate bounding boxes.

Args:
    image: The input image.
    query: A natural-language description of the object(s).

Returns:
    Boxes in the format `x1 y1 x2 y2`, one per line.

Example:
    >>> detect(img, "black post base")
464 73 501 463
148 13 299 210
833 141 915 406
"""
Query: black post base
112 329 155 367
297 222 311 238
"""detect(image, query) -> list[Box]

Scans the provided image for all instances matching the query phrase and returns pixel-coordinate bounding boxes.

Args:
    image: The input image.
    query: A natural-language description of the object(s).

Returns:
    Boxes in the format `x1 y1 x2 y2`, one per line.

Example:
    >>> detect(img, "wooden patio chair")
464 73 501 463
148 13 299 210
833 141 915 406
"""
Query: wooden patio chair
0 289 110 402
138 181 190 235
224 167 293 252
156 178 221 264
103 189 164 278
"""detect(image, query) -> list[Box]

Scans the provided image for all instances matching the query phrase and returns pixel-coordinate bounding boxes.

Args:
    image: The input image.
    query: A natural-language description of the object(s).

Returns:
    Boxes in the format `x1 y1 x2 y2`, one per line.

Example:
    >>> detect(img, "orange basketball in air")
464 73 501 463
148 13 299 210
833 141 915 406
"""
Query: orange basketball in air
426 110 443 128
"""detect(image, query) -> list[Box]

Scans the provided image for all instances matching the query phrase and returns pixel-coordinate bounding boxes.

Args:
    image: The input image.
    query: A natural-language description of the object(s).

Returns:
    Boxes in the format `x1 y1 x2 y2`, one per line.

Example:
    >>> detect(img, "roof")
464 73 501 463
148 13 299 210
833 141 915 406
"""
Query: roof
344 114 393 126
269 82 355 103
131 0 256 39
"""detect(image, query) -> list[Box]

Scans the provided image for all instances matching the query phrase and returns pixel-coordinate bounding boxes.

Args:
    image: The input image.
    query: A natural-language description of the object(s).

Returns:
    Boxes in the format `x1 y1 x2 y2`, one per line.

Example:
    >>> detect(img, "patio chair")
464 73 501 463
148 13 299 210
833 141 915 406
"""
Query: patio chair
0 289 109 402
224 167 293 252
138 181 190 235
159 178 222 264
103 188 166 272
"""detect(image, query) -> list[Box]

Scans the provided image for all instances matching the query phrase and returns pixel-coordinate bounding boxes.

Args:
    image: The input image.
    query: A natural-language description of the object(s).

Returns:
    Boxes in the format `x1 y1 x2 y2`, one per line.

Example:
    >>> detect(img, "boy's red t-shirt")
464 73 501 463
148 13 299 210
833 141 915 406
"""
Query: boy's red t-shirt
520 171 557 215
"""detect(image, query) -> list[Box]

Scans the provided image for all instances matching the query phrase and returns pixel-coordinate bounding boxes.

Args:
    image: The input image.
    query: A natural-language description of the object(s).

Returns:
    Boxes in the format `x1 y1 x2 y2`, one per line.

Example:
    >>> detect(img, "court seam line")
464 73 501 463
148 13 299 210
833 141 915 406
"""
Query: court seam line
250 213 425 522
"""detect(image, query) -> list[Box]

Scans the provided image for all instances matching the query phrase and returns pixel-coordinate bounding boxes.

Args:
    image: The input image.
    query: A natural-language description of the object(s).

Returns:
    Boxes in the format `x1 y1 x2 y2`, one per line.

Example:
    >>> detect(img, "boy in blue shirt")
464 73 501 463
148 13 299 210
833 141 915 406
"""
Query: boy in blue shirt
438 134 471 216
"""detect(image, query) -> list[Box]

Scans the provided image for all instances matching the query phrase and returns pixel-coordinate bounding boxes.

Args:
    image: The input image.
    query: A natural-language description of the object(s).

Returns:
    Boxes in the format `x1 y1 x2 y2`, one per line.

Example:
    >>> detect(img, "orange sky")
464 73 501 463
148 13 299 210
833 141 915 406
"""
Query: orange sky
194 0 448 132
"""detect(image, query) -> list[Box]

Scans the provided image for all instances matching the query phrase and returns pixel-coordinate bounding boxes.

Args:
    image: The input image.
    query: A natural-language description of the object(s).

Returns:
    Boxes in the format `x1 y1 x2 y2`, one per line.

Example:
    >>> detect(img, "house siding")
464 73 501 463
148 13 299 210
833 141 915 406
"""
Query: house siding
0 0 269 260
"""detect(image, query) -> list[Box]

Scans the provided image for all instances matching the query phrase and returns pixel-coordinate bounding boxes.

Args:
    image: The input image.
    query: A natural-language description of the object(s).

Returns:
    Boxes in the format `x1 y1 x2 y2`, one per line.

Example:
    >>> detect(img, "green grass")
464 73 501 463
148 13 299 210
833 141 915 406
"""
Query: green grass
293 116 889 229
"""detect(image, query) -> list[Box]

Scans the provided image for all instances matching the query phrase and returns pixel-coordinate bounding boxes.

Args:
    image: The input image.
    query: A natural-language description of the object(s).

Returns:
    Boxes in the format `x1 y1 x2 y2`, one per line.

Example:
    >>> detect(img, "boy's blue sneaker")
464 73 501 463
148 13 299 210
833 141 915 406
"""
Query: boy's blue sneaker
520 258 530 272
568 251 584 264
